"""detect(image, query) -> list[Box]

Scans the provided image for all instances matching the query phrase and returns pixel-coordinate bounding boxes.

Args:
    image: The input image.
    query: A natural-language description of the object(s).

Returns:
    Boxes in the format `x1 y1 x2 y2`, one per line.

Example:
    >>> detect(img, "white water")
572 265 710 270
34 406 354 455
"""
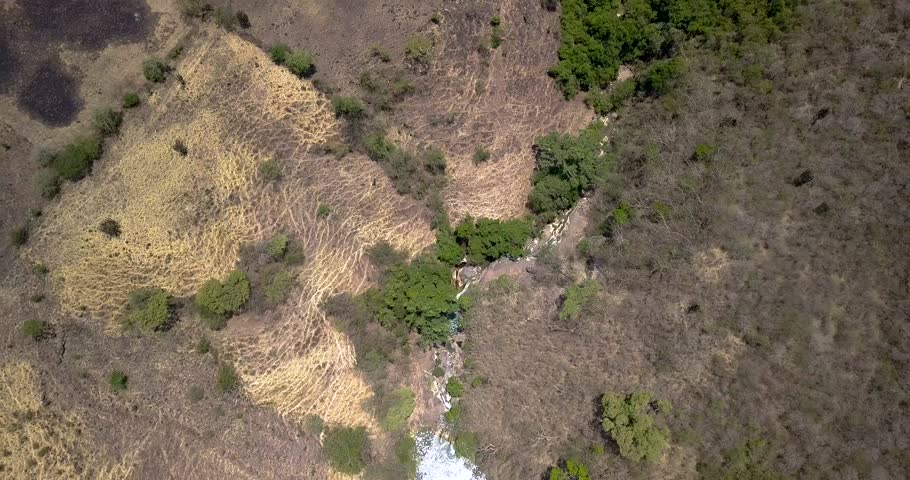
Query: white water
416 431 484 480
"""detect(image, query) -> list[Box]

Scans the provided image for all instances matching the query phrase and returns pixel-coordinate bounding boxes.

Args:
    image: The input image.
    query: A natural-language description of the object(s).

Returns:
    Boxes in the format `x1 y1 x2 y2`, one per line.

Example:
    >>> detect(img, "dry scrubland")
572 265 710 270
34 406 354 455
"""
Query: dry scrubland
24 29 434 430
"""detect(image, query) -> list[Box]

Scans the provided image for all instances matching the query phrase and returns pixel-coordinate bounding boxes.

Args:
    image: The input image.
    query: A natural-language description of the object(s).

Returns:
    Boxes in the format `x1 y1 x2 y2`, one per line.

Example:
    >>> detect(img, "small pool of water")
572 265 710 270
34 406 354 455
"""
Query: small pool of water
416 431 484 480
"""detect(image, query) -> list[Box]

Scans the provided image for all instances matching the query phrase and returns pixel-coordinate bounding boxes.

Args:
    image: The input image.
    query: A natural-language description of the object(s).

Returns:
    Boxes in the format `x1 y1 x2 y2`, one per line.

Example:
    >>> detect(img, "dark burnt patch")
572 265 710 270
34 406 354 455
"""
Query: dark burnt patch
17 63 83 127
21 0 152 49
0 33 17 93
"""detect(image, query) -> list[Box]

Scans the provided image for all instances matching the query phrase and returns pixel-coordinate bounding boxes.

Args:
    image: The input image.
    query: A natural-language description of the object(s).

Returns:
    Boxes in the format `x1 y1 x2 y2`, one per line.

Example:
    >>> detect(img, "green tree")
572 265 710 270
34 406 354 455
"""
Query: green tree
50 136 103 181
446 377 465 398
549 459 591 480
601 391 670 462
453 216 531 265
285 50 315 77
332 96 366 118
195 270 251 327
323 426 369 475
143 58 168 83
124 288 173 332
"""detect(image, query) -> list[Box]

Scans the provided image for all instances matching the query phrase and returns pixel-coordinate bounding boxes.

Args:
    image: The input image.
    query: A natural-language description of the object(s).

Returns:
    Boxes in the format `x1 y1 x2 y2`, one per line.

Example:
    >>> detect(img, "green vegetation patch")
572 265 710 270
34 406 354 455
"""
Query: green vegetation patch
108 370 128 392
446 377 465 398
123 288 174 332
452 216 532 265
380 388 416 431
143 58 169 83
195 270 251 328
49 136 103 181
323 426 369 475
549 458 591 480
217 363 239 392
699 438 785 480
601 391 670 462
122 92 140 109
93 108 123 137
21 320 49 341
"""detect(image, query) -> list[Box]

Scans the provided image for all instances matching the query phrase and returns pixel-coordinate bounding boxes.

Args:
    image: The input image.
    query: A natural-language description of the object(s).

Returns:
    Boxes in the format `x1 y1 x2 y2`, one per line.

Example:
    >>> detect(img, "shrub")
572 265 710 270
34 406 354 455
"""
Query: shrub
124 288 173 332
236 11 251 29
21 320 48 340
50 136 103 181
9 226 28 247
266 234 289 259
367 258 459 344
640 58 682 96
528 124 607 223
93 108 122 137
195 270 251 327
317 204 332 219
177 0 211 18
143 58 168 83
195 337 211 354
122 92 140 109
217 363 239 392
213 7 238 30
472 147 491 164
323 426 369 475
453 431 478 461
490 17 504 48
601 392 670 462
30 293 44 303
258 159 281 181
173 139 188 156
380 388 416 431
332 96 366 118
693 143 717 162
263 267 294 305
108 370 128 392
453 216 532 265
35 170 61 198
699 438 785 480
446 377 464 398
444 403 464 424
369 45 392 62
285 50 315 77
99 219 121 237
405 36 433 64
549 459 591 480
422 146 446 175
167 45 184 59
434 230 464 266
559 280 600 321
270 44 291 65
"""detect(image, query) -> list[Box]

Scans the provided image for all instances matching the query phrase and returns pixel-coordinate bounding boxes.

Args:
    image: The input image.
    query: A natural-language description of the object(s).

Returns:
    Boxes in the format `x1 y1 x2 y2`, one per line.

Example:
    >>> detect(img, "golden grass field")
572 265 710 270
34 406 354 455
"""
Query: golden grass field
24 29 435 435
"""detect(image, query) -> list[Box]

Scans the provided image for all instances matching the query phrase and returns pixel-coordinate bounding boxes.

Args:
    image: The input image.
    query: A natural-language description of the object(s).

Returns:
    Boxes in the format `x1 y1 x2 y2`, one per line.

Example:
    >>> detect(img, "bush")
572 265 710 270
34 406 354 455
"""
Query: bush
217 363 239 392
332 96 366 118
21 320 48 340
317 204 332 219
559 280 600 322
285 50 315 77
359 69 414 110
195 270 251 327
143 58 168 83
172 139 188 156
122 92 140 109
50 136 103 181
93 108 122 137
380 388 416 431
444 403 464 424
528 124 607 223
446 377 464 398
35 170 61 199
366 241 408 279
364 133 445 200
258 159 281 181
367 258 459 344
99 219 121 237
323 426 369 475
453 431 478 461
213 6 238 30
601 392 669 462
108 370 128 392
370 45 392 62
266 234 289 259
263 267 294 305
549 459 592 480
693 142 717 162
405 36 433 64
123 288 173 332
270 44 291 65
434 230 464 266
453 216 532 265
472 147 491 164
640 58 682 96
9 226 28 247
167 45 184 59
177 0 211 18
195 337 211 354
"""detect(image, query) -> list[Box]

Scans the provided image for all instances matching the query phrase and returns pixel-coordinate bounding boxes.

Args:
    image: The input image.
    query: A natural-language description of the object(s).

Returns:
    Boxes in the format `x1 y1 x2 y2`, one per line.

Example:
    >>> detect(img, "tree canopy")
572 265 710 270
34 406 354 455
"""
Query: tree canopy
601 391 670 462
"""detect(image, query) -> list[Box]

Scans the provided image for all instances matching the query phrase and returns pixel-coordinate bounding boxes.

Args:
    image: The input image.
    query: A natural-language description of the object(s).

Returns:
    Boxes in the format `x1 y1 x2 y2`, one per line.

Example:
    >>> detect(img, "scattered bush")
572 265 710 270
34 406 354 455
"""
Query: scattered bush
549 459 591 480
258 159 281 181
213 6 237 30
323 426 369 475
285 50 315 77
528 124 607 223
99 219 121 237
366 258 459 344
263 267 294 305
236 10 251 29
405 36 433 65
49 136 103 181
266 234 289 260
195 337 211 354
472 147 491 164
108 370 128 392
9 226 28 247
332 96 366 118
446 377 465 398
195 270 251 328
35 170 61 199
369 45 392 62
453 431 478 461
444 403 464 424
217 363 239 392
21 320 48 340
452 216 532 265
143 58 169 83
173 139 188 156
359 69 414 110
380 388 416 431
601 391 670 462
270 44 291 65
123 288 173 332
317 204 332 219
559 280 600 322
122 92 140 109
693 143 717 162
699 438 785 480
364 133 442 199
93 108 123 137
167 45 184 59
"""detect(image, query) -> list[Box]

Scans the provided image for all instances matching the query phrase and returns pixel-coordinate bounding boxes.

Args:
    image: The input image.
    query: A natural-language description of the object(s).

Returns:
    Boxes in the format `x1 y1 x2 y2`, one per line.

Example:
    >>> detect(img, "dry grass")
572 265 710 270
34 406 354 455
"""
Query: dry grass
24 29 434 433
